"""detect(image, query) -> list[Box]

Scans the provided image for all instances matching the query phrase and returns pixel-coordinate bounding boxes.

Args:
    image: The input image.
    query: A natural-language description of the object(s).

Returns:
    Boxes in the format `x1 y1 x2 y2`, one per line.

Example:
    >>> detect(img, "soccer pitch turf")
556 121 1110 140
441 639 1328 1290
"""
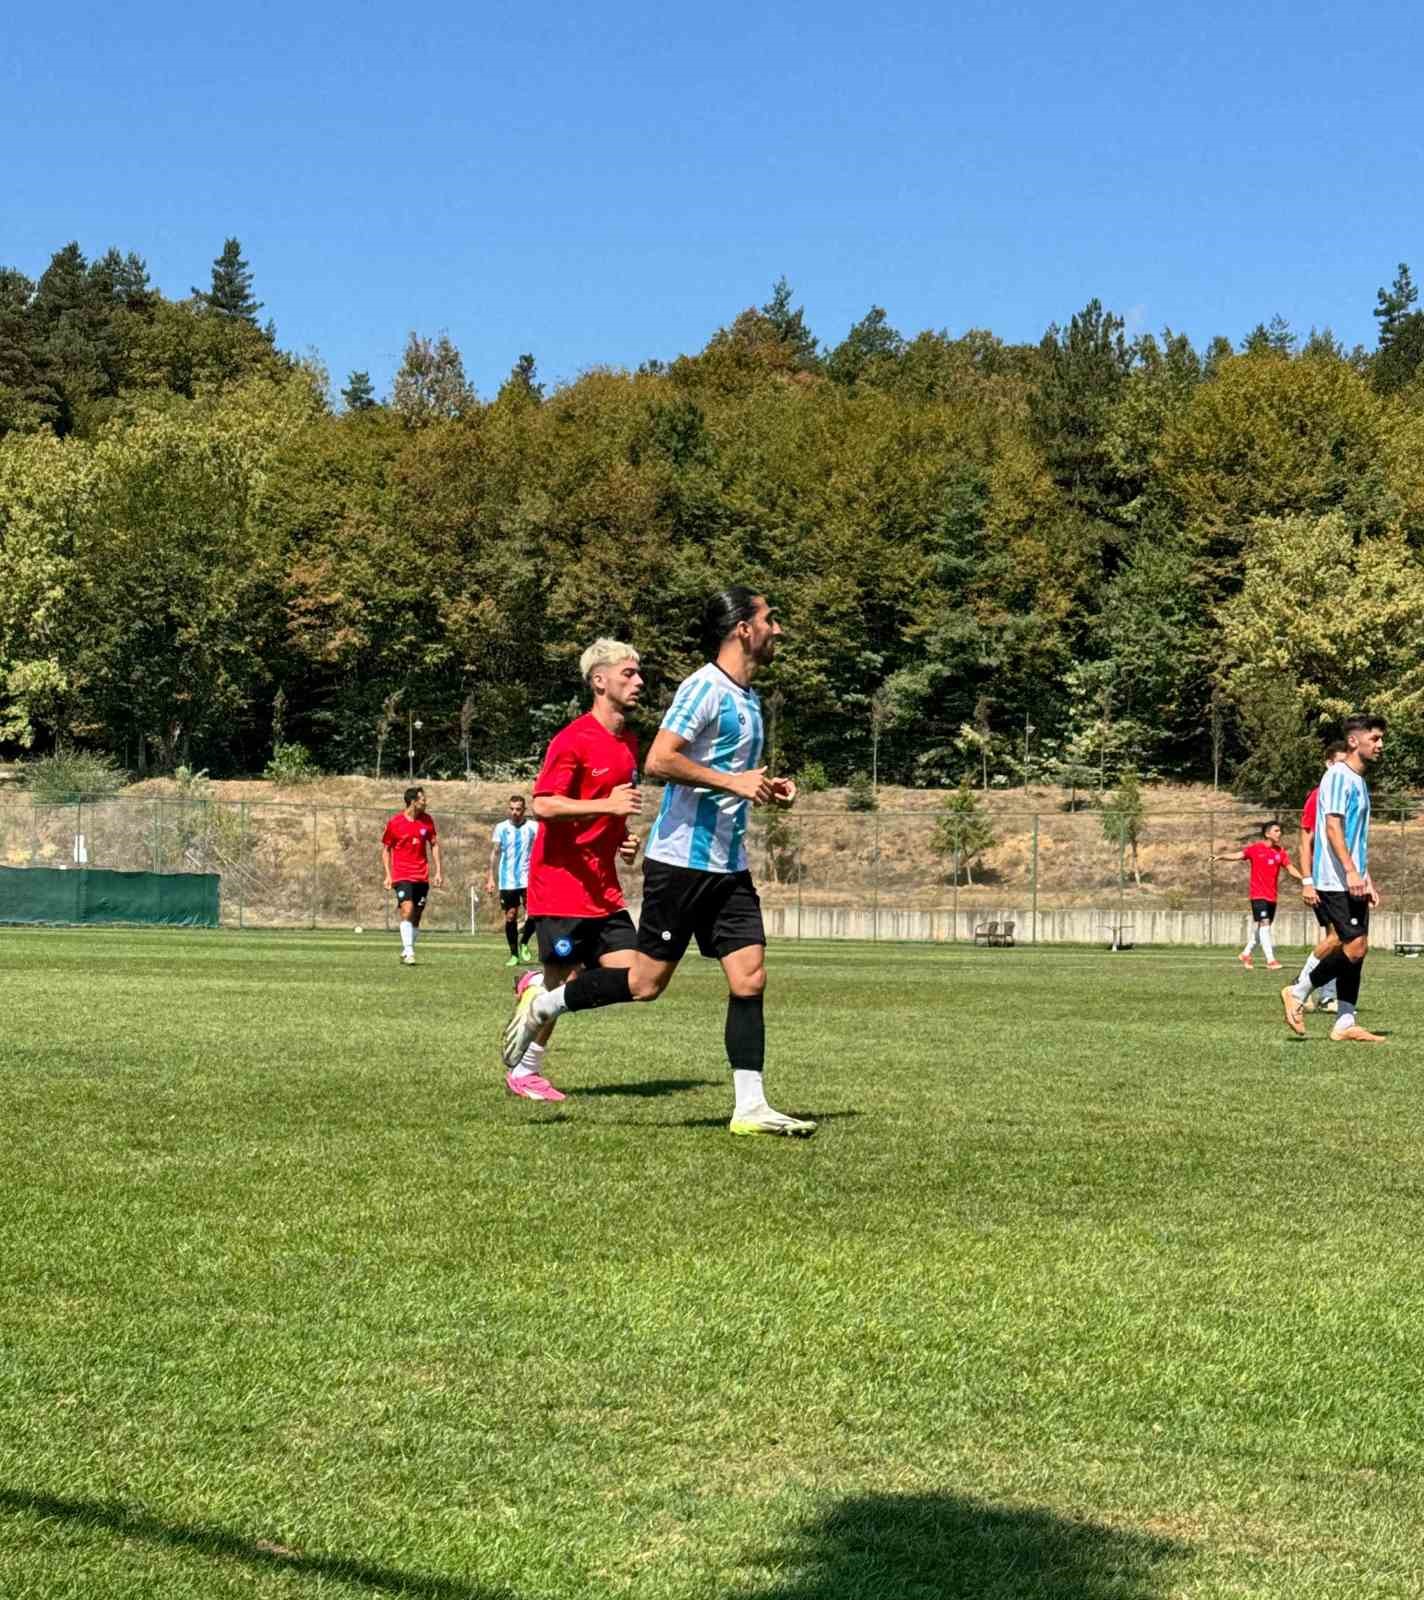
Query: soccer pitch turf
3 930 1424 1599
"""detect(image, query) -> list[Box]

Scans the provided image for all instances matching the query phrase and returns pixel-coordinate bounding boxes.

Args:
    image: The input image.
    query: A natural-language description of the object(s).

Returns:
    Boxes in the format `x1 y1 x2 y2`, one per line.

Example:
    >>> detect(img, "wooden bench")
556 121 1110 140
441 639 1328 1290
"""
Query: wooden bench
1105 922 1135 951
1395 942 1424 957
973 921 1015 947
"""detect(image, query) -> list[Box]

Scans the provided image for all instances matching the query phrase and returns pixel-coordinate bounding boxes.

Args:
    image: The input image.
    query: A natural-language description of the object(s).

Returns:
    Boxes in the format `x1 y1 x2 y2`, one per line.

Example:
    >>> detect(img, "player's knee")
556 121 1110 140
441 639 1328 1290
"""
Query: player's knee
627 967 669 1002
731 965 767 999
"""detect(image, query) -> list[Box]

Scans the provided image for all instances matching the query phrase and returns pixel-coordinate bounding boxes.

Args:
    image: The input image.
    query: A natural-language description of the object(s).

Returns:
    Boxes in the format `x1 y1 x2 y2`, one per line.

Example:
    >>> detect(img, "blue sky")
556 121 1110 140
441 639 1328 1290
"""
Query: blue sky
5 0 1418 400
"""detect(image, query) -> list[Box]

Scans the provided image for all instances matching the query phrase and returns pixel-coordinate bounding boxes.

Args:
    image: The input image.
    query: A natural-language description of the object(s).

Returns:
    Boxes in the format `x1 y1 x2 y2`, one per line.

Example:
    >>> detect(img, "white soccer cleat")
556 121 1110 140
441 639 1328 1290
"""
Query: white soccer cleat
502 980 544 1068
401 951 416 965
728 1103 817 1139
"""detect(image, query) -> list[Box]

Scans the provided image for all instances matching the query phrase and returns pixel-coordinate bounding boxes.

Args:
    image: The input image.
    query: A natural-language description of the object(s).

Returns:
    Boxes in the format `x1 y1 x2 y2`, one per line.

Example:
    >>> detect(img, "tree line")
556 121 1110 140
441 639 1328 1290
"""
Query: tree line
4 239 1424 800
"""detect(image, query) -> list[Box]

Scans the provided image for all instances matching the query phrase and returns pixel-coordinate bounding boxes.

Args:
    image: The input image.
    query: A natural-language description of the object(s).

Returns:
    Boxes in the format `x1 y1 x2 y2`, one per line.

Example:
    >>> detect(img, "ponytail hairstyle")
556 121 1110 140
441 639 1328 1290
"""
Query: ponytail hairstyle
700 585 762 658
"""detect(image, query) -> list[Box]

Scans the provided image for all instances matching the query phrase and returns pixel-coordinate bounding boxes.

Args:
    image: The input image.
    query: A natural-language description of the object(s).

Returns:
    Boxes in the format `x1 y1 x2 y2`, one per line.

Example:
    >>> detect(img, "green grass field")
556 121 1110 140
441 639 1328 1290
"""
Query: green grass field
3 928 1424 1599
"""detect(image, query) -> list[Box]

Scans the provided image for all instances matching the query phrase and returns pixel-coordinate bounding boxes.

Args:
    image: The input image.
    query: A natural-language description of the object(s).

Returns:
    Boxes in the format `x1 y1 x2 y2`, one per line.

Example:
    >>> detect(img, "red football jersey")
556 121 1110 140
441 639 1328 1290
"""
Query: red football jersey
382 811 437 882
528 714 639 918
1301 787 1319 835
1242 840 1290 901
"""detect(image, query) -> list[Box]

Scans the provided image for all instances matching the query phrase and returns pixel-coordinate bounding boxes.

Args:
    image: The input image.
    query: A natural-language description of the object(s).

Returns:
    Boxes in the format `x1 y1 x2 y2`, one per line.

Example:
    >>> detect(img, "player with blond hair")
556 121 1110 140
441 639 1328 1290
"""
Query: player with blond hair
503 638 645 1100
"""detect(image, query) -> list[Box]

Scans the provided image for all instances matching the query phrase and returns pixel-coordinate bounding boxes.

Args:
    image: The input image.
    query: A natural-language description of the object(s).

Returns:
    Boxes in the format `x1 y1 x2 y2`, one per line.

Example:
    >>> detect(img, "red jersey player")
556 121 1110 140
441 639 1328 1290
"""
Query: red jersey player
504 638 645 1102
381 786 443 965
1214 820 1301 971
1290 742 1349 1010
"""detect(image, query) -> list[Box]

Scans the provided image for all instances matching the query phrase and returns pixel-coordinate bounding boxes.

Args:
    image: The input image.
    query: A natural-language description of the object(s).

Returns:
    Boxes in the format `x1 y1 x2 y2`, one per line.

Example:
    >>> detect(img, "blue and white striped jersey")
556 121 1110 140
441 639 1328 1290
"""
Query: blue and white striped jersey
492 819 538 890
1313 762 1370 892
646 664 764 875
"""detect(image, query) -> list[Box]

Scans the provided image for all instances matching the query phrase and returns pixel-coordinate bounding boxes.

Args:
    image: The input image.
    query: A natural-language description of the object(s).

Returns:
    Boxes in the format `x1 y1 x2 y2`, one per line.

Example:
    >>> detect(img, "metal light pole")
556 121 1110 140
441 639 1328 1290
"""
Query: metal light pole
407 714 422 781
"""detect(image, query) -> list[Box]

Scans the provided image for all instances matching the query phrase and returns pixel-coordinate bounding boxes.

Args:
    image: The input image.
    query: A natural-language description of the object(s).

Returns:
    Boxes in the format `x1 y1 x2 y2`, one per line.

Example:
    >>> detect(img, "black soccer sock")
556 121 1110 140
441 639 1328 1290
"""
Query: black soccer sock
1336 956 1365 1009
518 917 535 949
504 918 520 956
1308 951 1347 992
565 967 633 1012
725 993 765 1074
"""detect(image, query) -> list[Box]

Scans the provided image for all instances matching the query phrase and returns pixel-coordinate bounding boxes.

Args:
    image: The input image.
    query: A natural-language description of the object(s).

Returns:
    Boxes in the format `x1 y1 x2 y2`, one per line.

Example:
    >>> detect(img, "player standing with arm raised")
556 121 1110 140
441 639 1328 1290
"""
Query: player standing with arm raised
1213 822 1301 970
486 795 539 966
1292 742 1348 1012
502 586 814 1138
503 640 645 1101
1281 714 1386 1042
381 786 443 964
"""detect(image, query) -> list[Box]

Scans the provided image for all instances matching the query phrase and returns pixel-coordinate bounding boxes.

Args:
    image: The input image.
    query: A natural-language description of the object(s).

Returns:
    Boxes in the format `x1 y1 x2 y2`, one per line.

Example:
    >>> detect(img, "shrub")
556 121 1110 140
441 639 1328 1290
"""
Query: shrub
846 771 878 812
264 742 322 786
797 760 830 793
18 749 126 804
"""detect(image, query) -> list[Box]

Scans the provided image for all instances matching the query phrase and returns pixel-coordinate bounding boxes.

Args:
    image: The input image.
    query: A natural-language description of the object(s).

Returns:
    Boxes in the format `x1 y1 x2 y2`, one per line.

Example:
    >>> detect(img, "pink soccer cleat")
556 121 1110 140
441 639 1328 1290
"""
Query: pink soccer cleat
505 1070 565 1102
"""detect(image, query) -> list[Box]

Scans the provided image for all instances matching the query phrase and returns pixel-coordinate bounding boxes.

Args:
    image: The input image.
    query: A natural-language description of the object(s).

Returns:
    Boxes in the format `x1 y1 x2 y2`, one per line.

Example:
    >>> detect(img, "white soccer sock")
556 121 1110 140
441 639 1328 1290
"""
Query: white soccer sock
399 919 415 955
1241 928 1257 957
733 1069 766 1117
1259 926 1276 964
1297 953 1320 986
1290 976 1313 1002
532 985 568 1024
511 1043 546 1080
1335 1007 1357 1032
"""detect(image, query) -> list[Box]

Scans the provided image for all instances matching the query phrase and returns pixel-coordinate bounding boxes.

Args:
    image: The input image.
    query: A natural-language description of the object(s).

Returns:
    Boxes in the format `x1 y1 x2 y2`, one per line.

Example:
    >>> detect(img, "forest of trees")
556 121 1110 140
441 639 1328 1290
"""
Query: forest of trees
5 238 1424 799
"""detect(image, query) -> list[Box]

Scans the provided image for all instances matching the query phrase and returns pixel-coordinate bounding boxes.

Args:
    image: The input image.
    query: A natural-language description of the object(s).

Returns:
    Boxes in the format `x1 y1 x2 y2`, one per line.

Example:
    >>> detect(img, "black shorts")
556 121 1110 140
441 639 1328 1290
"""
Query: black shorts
1315 891 1370 943
498 888 527 912
392 880 430 911
1312 900 1332 931
1250 898 1278 924
536 910 637 968
636 860 765 963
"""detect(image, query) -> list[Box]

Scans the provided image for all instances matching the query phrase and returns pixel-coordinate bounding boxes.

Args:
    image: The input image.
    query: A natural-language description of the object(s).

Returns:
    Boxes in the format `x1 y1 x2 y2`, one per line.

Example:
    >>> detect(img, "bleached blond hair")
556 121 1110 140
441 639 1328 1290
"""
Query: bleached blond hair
580 638 639 686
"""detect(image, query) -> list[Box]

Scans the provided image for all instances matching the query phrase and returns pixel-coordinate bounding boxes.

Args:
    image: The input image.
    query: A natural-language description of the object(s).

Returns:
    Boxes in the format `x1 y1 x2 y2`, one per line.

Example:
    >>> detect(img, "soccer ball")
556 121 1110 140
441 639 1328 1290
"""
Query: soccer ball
353 925 364 934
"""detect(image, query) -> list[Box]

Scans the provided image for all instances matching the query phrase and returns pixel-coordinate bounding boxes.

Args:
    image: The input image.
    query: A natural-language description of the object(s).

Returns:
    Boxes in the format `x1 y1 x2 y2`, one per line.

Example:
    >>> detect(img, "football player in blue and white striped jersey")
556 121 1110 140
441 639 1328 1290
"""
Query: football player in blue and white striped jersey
487 795 539 966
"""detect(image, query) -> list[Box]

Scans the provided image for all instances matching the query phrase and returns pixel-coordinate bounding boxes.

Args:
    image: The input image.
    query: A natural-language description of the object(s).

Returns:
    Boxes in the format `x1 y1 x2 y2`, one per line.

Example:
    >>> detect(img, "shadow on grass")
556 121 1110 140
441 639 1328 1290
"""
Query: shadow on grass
0 1489 515 1599
641 1110 863 1131
573 1077 718 1098
740 1491 1186 1599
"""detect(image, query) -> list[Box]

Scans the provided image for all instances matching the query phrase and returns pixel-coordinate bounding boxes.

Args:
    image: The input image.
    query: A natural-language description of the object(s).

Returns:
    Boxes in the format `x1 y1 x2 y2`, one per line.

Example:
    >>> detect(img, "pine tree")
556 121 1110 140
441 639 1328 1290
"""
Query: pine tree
1373 263 1417 345
1372 265 1424 393
496 352 542 405
195 238 262 322
759 276 819 370
932 780 998 887
341 370 377 410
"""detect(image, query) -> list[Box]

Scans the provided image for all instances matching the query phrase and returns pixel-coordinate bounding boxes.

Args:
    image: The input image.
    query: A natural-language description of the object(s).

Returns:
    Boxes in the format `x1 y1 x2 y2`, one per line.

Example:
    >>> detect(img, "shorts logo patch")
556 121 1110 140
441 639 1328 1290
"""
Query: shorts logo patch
554 936 574 958
661 930 672 941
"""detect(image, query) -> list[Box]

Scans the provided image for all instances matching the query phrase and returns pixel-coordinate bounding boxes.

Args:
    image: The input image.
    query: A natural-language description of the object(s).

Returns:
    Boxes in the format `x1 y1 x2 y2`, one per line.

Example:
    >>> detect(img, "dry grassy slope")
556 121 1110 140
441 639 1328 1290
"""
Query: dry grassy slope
114 776 1393 911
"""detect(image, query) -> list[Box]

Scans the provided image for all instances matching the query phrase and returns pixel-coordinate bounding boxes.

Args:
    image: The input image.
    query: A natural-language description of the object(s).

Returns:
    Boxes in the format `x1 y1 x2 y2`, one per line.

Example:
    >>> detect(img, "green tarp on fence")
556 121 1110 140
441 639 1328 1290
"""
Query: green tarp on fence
0 867 219 927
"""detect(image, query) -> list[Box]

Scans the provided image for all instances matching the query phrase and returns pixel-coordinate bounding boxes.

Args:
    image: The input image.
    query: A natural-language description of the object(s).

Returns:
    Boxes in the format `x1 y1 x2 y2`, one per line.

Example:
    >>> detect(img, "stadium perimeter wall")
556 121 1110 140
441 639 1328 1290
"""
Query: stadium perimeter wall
2 788 1422 946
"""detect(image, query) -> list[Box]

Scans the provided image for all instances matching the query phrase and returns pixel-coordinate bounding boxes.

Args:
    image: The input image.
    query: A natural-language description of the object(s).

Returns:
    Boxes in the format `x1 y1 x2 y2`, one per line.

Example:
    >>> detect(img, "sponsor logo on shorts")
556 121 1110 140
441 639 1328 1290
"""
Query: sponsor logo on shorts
554 936 574 958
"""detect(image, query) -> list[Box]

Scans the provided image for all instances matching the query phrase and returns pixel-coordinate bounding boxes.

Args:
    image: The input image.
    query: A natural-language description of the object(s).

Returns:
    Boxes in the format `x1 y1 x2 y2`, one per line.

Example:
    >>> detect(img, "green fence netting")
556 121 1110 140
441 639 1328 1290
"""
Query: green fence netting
0 867 220 927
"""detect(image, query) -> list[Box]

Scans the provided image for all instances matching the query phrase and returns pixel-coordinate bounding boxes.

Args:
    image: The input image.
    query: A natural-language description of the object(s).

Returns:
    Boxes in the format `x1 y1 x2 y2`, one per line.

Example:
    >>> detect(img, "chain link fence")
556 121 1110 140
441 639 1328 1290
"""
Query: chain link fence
3 793 1422 946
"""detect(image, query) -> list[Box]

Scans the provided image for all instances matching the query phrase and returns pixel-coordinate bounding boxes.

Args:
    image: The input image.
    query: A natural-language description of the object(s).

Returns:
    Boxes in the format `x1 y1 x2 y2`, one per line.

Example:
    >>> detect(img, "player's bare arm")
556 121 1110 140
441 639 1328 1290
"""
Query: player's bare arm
486 843 501 894
645 730 773 803
1211 850 1247 863
1299 829 1318 903
533 784 642 820
431 841 444 888
382 845 393 889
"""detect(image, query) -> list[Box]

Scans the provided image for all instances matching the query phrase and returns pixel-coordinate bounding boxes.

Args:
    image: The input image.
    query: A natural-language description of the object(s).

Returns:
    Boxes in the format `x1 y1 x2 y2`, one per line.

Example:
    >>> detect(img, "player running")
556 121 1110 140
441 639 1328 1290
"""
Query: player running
1281 714 1387 1043
502 585 814 1138
1291 742 1349 1012
487 795 539 967
1214 822 1302 971
505 639 645 1101
381 786 443 964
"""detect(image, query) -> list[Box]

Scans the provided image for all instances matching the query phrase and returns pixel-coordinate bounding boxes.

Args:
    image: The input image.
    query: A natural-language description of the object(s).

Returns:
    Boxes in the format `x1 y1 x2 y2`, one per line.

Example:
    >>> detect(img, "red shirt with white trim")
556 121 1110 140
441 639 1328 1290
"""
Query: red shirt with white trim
528 714 639 918
382 811 437 882
1301 788 1319 835
1242 841 1290 901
